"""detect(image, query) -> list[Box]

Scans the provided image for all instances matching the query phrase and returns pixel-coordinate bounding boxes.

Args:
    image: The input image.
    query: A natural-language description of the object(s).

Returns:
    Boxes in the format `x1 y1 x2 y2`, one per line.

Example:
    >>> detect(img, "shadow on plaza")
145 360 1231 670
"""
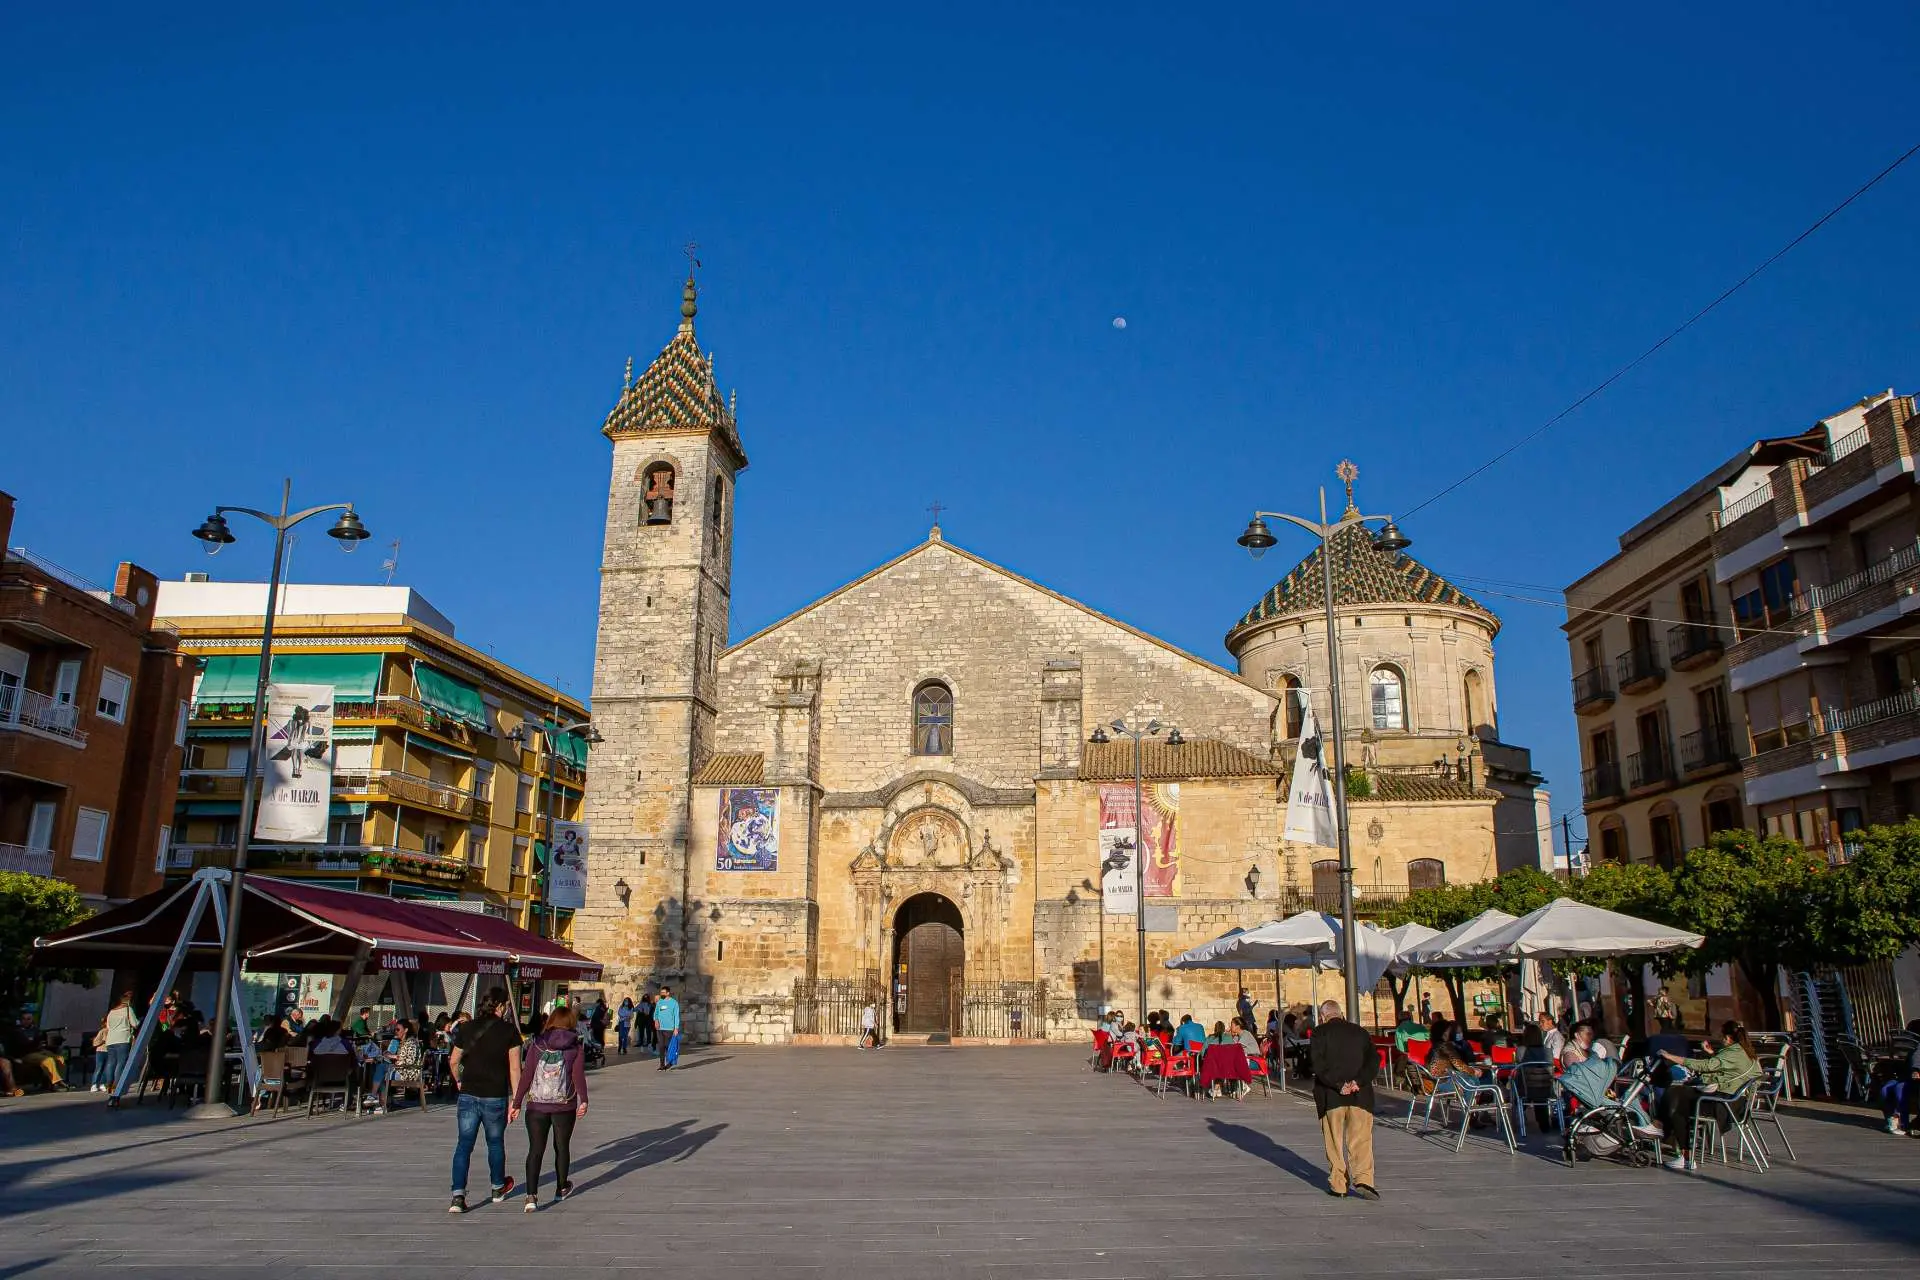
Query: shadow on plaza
666 1055 731 1072
571 1119 727 1196
1205 1119 1328 1190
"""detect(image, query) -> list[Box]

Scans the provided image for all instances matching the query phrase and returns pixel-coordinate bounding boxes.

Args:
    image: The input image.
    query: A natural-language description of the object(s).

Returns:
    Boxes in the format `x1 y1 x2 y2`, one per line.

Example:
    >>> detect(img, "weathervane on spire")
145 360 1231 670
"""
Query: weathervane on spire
1336 459 1359 516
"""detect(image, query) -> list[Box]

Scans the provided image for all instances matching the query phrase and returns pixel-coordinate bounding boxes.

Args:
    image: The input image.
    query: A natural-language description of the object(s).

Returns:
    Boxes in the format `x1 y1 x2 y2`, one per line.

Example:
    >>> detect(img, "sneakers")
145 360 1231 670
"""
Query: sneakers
1630 1120 1664 1139
1350 1184 1381 1202
1887 1117 1906 1135
449 1194 468 1214
1664 1155 1697 1172
557 1182 574 1201
523 1197 538 1214
490 1176 516 1204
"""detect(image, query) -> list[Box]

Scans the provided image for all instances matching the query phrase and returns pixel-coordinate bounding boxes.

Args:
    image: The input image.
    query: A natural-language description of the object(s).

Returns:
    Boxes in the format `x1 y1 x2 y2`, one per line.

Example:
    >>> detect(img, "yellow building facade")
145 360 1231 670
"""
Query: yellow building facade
157 580 588 940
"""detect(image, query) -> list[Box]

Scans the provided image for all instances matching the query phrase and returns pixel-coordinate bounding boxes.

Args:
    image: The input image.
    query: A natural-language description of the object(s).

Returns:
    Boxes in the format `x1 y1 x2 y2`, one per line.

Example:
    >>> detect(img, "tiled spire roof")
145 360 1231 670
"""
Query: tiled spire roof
601 273 747 469
1230 521 1495 636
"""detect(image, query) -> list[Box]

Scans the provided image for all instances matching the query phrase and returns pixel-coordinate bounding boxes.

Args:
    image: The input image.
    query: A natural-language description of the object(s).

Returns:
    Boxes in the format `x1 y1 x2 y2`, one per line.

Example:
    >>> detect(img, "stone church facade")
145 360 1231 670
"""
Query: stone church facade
575 277 1552 1043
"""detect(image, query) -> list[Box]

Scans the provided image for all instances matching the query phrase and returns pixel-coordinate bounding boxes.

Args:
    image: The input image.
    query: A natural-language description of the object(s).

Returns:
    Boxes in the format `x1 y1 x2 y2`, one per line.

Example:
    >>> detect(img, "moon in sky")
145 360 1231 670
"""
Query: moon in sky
1111 317 1127 330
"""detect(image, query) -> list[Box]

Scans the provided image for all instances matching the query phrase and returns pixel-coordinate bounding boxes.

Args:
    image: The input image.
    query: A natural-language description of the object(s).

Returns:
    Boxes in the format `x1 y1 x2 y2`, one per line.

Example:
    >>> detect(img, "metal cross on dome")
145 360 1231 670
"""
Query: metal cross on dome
1337 459 1359 512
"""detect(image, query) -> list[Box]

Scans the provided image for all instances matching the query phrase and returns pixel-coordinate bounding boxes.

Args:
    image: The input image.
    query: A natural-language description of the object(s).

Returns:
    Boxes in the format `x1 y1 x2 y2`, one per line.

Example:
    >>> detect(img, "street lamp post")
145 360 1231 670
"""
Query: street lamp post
1235 468 1409 1018
186 480 369 1117
1088 717 1182 1023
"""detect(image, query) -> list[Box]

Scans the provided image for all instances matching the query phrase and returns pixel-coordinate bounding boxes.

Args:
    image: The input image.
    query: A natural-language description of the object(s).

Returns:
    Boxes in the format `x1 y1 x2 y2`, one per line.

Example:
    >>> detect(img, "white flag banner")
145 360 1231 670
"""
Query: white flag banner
1283 696 1340 849
255 682 334 843
549 819 589 910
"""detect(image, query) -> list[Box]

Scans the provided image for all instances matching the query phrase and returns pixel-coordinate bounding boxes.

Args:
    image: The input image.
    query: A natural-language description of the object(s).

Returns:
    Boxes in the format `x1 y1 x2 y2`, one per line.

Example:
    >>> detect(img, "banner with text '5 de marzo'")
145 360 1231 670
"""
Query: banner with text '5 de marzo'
255 683 334 842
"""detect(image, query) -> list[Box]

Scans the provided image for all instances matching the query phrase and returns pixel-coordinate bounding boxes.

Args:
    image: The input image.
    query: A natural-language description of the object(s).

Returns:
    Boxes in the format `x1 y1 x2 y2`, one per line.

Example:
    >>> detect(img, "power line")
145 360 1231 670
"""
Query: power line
1400 138 1920 522
1447 575 1803 638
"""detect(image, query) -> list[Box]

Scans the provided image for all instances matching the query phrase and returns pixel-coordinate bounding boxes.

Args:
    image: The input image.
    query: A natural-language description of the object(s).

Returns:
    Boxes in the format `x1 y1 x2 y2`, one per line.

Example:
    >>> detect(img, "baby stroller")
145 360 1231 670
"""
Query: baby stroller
1562 1055 1659 1167
582 1037 606 1069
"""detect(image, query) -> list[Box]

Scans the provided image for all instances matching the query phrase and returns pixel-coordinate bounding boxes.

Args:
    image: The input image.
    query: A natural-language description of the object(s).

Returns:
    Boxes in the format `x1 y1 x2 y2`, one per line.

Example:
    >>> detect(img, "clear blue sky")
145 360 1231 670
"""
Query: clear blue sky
5 4 1917 853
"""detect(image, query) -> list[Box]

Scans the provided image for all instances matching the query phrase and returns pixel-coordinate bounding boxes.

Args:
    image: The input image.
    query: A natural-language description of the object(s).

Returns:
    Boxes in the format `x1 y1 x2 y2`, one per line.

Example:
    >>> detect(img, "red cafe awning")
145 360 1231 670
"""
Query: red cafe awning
33 870 601 980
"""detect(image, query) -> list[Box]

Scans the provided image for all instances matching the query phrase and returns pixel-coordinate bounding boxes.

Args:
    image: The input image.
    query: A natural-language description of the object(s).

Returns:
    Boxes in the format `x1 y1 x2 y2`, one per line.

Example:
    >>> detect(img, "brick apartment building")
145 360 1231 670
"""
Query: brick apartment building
1 490 194 908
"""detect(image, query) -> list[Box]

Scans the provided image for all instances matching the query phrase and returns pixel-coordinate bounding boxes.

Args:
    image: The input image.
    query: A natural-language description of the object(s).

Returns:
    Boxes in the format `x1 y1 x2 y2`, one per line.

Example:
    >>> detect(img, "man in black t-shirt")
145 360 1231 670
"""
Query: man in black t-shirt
448 988 523 1213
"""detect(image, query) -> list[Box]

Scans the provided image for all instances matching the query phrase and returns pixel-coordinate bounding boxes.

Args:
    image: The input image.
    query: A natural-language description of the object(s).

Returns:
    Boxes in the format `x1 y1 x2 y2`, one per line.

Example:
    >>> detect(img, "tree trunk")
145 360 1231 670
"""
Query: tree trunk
1443 972 1470 1026
1737 957 1783 1031
1388 973 1413 1021
1611 959 1648 1041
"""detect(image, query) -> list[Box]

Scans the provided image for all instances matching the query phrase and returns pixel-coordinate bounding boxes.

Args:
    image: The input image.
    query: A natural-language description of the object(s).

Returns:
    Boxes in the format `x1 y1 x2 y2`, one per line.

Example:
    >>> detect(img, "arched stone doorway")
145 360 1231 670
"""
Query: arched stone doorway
892 892 963 1034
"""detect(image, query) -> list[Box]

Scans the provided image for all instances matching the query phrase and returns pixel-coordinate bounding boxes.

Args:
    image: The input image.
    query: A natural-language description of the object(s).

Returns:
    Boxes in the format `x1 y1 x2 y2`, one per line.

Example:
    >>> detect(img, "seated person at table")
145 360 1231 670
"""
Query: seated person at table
1281 1013 1307 1048
1559 1020 1599 1067
1233 1018 1262 1058
1115 1021 1142 1050
1426 1020 1481 1077
310 1018 352 1057
1876 1019 1920 1135
1098 1010 1122 1037
1171 1014 1206 1056
2 1014 68 1091
1393 1011 1427 1052
1655 1020 1760 1171
1207 1020 1233 1045
256 1015 291 1053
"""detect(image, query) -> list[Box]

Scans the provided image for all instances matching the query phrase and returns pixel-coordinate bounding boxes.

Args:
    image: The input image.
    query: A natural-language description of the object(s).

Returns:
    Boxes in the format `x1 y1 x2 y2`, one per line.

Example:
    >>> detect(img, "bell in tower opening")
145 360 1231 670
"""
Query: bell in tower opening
642 462 676 525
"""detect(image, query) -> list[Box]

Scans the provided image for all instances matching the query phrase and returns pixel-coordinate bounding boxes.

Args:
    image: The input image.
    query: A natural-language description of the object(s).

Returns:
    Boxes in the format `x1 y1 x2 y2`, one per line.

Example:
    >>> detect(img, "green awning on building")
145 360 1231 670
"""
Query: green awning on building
389 883 462 902
332 726 378 743
194 654 384 704
413 662 488 730
543 721 590 768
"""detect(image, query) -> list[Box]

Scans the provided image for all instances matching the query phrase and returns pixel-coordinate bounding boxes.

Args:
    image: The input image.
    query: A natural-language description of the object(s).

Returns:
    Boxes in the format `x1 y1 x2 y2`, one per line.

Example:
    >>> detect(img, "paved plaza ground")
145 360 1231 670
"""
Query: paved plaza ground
3 1044 1918 1277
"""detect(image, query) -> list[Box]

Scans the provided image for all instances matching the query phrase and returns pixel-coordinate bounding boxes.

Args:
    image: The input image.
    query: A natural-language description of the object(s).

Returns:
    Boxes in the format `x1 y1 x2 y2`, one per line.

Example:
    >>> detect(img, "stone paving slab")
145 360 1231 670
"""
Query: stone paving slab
2 1045 1918 1277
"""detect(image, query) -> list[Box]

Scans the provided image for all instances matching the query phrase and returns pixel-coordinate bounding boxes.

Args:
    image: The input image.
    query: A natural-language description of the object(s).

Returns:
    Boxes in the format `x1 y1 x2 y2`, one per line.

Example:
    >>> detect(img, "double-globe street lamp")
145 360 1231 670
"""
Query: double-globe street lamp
186 481 370 1117
1235 476 1409 1018
1088 716 1182 1025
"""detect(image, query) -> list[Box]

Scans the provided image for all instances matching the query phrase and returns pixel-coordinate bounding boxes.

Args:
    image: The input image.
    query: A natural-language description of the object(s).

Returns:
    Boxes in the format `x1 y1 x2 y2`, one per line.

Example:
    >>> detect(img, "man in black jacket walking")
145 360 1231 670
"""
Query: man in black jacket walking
1307 999 1379 1200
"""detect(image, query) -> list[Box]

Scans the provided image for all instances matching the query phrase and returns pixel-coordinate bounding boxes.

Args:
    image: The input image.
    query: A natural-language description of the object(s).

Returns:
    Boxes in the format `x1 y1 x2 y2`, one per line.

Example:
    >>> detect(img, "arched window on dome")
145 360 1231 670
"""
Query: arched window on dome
1463 668 1488 736
912 681 954 756
1282 675 1304 740
1369 666 1406 732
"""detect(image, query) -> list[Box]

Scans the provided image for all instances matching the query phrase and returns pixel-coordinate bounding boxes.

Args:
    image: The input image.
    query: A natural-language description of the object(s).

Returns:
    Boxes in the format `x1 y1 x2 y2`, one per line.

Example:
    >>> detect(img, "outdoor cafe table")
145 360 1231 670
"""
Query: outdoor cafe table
1197 1043 1252 1090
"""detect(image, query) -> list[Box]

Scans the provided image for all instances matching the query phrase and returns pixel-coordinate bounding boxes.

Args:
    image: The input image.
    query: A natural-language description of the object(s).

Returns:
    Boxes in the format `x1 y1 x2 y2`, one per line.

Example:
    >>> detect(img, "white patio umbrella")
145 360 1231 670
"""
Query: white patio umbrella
1396 908 1519 969
1167 910 1397 1006
1448 897 1705 962
1381 922 1441 975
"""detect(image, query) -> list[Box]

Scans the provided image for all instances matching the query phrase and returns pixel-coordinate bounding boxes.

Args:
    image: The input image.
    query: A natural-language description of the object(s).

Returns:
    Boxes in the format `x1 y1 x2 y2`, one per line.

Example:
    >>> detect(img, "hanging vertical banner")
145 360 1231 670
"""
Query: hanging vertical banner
1098 784 1138 913
717 787 779 871
1143 782 1181 898
548 819 589 909
255 682 334 842
1284 699 1340 848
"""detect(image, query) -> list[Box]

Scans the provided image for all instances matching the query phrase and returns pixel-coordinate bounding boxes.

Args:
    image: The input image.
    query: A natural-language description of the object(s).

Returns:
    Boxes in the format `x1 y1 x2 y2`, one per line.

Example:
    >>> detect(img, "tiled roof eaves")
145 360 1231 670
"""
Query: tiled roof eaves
691 753 766 786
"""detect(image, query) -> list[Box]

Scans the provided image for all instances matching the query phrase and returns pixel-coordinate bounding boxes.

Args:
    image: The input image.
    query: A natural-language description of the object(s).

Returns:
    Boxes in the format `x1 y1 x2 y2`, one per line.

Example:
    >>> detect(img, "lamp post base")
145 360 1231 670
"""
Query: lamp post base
184 1100 243 1121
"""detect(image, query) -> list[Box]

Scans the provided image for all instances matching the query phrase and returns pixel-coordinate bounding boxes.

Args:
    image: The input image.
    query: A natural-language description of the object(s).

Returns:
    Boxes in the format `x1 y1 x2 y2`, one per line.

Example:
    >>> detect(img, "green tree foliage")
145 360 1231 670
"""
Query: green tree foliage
1809 822 1920 966
0 872 93 1018
1665 829 1827 1028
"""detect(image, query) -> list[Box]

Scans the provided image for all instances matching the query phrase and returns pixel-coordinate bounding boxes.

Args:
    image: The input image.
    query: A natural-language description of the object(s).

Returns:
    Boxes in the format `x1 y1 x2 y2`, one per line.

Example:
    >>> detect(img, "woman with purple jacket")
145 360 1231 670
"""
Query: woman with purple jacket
509 1004 589 1212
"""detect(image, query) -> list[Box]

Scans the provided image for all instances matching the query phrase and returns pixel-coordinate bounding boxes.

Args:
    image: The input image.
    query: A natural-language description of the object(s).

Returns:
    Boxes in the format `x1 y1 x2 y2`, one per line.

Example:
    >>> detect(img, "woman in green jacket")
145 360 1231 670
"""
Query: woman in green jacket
1655 1021 1762 1171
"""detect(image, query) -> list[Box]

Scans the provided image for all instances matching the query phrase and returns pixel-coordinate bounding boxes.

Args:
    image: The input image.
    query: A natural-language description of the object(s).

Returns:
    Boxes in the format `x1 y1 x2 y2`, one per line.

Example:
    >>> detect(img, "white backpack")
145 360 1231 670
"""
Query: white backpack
525 1042 573 1106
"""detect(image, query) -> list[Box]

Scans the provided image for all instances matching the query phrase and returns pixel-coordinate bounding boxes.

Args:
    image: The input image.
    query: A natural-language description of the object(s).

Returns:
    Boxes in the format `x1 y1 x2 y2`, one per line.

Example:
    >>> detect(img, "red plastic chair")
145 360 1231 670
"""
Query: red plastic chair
1090 1029 1112 1071
1156 1050 1197 1098
1110 1040 1138 1074
1490 1044 1517 1066
1138 1039 1166 1080
1246 1053 1272 1098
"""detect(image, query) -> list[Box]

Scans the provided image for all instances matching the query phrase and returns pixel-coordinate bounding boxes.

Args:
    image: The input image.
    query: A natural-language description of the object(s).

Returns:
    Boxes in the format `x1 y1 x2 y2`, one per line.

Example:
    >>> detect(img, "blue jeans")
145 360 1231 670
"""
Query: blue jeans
451 1094 509 1194
96 1042 131 1090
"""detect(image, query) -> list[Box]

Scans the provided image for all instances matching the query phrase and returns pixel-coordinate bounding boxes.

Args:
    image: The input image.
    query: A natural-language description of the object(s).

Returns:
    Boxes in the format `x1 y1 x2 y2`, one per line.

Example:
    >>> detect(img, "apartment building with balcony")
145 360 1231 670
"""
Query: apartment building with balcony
1560 439 1801 867
1709 390 1920 855
0 491 193 904
155 578 589 939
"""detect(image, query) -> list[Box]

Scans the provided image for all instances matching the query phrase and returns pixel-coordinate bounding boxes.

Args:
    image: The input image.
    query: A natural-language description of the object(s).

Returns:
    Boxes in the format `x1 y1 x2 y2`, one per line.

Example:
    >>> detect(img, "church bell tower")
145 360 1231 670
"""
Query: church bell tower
576 268 746 1004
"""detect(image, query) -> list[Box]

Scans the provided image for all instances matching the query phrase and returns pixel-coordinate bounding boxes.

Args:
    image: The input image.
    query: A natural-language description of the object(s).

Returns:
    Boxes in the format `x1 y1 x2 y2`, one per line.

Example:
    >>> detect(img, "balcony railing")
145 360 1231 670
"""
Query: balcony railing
1819 425 1869 468
1679 725 1738 773
335 768 474 817
1571 667 1614 711
1581 761 1623 803
1817 686 1920 737
1801 540 1920 613
1276 884 1417 916
1719 484 1774 526
1616 646 1665 692
0 685 88 745
168 842 467 879
5 545 138 614
1628 747 1674 790
0 842 55 876
1666 622 1725 670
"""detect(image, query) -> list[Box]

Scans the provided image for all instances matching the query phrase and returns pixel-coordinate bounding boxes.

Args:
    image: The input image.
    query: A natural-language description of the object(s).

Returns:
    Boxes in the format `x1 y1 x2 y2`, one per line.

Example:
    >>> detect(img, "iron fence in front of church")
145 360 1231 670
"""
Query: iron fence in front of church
956 980 1049 1039
792 973 882 1037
